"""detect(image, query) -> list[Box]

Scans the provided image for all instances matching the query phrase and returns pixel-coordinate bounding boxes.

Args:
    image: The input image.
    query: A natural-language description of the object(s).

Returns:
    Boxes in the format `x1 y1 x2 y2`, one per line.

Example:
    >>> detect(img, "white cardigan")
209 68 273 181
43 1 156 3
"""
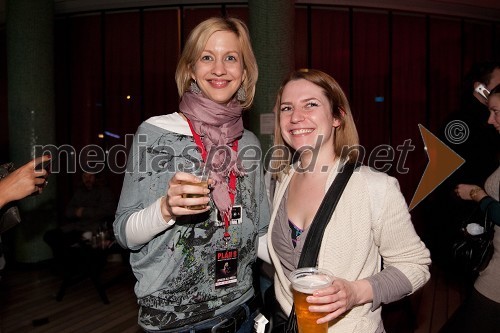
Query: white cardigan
268 163 431 333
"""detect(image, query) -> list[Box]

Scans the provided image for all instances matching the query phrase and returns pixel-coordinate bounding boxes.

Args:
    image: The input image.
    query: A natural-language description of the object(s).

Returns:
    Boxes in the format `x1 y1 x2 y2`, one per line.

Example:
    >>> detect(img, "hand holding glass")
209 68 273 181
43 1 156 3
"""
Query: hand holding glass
290 267 334 333
181 163 210 210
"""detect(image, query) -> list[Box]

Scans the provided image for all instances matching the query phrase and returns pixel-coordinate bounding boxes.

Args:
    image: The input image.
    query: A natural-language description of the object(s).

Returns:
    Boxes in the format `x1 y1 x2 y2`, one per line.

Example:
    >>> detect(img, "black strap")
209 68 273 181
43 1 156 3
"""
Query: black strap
298 161 359 268
285 161 359 333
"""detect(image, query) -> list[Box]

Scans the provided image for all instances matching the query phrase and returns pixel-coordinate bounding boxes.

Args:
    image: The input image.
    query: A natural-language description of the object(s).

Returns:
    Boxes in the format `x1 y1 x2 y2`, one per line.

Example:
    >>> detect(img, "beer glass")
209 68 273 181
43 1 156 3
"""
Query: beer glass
181 162 210 210
290 267 334 333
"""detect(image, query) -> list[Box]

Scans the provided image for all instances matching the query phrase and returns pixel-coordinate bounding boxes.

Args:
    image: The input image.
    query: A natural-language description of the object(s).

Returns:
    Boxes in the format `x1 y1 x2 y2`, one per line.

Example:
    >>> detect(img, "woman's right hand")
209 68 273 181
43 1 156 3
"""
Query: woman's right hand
0 156 50 208
160 171 211 220
307 278 373 323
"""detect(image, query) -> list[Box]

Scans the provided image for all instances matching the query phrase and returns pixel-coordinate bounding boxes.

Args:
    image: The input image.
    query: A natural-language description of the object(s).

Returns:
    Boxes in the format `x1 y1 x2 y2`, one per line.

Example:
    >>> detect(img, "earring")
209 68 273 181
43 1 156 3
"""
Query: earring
236 86 246 102
190 81 201 94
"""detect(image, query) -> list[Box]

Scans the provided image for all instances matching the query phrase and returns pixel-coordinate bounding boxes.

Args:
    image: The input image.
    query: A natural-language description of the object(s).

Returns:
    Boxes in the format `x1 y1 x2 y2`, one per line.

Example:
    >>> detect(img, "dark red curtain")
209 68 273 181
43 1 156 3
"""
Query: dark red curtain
311 7 350 95
104 11 142 194
105 11 142 137
45 5 499 217
496 23 500 60
351 10 390 158
54 16 104 216
428 17 462 133
143 9 180 119
53 18 69 220
0 29 8 159
182 7 223 44
225 5 249 23
462 20 494 76
67 15 103 152
295 7 308 70
391 13 427 202
54 18 69 149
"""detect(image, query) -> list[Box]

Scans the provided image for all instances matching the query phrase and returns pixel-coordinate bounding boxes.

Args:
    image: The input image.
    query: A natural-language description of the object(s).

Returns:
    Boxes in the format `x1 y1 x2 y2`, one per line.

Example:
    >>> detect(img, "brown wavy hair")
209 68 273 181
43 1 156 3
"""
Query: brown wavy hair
271 69 360 177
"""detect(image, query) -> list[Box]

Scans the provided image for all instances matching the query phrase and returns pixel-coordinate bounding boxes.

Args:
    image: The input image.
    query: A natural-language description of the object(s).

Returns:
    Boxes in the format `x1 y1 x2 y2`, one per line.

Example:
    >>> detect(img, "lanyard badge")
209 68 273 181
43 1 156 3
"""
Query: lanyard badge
186 118 240 288
215 249 238 288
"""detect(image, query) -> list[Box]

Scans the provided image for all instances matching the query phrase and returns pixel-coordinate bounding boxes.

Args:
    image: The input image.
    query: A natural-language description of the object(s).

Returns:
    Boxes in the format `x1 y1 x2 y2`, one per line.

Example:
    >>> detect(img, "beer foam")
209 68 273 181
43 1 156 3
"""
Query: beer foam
292 275 332 294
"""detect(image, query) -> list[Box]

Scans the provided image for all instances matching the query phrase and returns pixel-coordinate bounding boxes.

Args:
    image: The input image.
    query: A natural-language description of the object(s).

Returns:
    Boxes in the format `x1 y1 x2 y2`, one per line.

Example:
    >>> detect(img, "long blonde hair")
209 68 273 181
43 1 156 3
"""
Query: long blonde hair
175 17 258 109
271 69 360 177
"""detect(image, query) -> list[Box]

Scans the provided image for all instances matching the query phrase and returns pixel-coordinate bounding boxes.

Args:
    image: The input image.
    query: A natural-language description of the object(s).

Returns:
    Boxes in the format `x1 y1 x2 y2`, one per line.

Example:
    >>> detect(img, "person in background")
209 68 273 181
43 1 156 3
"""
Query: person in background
65 171 116 234
440 84 500 333
0 155 50 210
44 170 115 257
425 61 500 271
266 69 431 332
451 61 500 187
113 17 269 332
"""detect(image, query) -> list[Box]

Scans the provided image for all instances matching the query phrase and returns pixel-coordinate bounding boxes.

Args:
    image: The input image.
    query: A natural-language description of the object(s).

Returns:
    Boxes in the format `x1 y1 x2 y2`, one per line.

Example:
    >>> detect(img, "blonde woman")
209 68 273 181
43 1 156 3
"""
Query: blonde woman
114 17 269 332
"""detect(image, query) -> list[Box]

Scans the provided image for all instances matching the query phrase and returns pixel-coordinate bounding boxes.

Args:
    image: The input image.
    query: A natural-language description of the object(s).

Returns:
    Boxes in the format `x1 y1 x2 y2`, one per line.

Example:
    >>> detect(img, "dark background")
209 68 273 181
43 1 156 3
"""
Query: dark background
0 3 499 259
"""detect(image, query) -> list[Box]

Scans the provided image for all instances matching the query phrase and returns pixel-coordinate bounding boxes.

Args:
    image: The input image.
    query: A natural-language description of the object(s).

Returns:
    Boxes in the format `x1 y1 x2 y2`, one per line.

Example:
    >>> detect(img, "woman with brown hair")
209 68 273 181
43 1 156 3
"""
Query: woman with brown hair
267 69 431 332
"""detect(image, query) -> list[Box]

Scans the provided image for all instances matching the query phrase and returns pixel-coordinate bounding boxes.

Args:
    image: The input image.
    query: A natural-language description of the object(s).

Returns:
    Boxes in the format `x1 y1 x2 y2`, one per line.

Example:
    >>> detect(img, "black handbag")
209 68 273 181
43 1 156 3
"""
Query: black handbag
273 162 358 333
451 207 494 276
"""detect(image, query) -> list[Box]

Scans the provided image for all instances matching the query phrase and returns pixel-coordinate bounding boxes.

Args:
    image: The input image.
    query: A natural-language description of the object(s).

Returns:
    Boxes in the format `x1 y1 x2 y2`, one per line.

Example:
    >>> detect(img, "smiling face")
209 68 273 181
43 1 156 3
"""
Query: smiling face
191 30 245 105
487 93 500 132
279 79 341 155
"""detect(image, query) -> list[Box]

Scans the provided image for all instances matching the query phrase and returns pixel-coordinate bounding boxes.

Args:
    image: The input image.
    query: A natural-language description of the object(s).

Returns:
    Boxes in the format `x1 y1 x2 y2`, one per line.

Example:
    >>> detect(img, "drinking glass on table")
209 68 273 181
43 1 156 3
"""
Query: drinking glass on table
290 267 334 333
181 162 210 210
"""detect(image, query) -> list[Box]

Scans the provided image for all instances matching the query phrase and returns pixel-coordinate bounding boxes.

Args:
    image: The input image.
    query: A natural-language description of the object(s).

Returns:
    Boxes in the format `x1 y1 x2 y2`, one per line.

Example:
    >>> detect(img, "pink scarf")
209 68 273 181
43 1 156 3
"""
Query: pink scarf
179 91 244 219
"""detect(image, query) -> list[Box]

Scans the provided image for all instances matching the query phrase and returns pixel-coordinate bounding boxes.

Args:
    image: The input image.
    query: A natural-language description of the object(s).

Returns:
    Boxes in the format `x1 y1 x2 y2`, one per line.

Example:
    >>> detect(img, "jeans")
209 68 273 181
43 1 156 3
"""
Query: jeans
236 309 258 333
143 300 259 333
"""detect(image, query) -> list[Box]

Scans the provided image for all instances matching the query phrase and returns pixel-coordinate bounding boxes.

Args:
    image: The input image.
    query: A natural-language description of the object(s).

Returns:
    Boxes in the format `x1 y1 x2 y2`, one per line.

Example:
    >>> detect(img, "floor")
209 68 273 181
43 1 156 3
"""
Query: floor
0 258 467 333
0 259 142 333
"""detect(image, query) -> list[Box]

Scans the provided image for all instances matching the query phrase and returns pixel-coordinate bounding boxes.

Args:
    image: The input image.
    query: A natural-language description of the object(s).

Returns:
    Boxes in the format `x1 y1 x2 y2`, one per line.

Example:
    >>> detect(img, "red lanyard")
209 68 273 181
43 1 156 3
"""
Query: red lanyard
186 118 238 242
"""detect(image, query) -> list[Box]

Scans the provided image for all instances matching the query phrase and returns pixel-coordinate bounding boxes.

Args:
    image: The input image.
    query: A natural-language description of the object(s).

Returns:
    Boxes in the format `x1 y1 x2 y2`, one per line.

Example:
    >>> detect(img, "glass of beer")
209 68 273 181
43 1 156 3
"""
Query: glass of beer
290 267 334 333
181 162 210 210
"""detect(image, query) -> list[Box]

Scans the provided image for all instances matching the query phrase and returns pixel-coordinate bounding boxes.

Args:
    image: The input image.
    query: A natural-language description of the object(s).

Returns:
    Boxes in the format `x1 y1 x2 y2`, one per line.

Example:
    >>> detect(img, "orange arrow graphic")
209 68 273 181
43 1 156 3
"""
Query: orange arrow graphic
409 124 465 210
